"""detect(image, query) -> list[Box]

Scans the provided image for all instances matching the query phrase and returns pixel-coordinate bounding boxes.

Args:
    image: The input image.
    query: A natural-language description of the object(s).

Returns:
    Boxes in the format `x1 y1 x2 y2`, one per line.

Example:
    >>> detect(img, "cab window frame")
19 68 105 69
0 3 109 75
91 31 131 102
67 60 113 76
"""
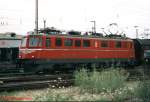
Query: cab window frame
28 36 43 47
21 37 27 47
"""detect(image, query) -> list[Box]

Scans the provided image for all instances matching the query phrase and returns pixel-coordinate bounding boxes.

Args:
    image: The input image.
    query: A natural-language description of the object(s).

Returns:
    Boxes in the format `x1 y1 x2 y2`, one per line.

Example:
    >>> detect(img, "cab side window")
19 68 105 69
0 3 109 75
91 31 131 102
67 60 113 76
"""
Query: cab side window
83 40 90 47
101 40 108 48
75 40 81 47
116 41 121 48
46 38 51 48
64 39 73 47
55 38 62 47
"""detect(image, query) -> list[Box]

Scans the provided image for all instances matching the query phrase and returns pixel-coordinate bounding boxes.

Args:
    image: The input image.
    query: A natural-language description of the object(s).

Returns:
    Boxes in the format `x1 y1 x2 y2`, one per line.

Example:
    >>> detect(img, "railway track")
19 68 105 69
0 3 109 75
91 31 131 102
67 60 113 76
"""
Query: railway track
0 64 149 91
0 64 74 91
0 62 19 74
0 74 74 91
127 64 150 81
0 72 35 77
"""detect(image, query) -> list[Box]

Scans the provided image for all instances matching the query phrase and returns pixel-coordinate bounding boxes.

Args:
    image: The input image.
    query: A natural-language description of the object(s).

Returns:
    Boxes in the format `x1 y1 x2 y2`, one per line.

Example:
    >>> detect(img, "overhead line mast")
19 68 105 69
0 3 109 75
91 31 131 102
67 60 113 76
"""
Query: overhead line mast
35 0 38 34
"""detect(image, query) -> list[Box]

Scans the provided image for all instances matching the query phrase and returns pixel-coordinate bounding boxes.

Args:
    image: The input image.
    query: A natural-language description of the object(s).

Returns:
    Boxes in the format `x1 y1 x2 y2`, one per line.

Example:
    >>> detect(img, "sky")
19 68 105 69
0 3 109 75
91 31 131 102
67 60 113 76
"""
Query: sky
0 0 150 38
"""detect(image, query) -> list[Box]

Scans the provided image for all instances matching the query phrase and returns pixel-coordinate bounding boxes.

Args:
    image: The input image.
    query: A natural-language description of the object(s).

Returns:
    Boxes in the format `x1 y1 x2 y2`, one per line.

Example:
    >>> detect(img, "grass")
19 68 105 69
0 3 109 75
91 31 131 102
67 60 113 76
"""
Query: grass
0 86 136 101
0 81 140 101
135 81 150 102
74 68 129 94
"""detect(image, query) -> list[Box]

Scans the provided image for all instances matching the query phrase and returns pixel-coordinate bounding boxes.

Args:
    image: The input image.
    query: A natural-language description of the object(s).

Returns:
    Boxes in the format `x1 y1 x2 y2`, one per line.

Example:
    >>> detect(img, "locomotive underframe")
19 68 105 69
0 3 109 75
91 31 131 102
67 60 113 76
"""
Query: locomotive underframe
18 58 135 73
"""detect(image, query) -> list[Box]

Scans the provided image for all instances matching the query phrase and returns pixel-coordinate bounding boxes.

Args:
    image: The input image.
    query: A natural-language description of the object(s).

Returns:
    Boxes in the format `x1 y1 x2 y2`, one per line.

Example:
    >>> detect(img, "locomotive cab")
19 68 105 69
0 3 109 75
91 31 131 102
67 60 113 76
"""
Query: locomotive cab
19 35 44 59
23 35 43 48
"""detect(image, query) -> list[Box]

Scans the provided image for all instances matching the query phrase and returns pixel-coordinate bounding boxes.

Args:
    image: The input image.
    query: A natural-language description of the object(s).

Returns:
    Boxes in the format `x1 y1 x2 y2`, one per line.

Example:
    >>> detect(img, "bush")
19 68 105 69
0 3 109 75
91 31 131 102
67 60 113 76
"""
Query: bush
136 81 150 102
74 68 128 94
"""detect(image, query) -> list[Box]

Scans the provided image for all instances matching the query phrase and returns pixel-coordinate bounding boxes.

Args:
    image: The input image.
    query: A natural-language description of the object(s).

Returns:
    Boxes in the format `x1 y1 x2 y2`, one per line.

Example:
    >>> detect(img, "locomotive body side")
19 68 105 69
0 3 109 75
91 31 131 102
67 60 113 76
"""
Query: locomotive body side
19 34 135 72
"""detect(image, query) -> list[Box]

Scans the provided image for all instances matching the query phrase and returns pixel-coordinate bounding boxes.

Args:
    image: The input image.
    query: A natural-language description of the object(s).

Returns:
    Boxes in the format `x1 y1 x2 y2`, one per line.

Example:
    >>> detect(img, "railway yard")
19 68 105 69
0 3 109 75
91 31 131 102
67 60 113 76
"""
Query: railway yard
1 0 150 101
0 64 149 101
0 28 149 102
0 14 149 102
0 32 150 101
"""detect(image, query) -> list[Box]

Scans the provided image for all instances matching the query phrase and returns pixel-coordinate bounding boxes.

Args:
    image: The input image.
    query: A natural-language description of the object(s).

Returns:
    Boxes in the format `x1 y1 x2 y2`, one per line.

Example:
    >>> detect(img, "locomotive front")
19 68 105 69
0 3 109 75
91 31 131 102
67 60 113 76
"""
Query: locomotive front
19 34 45 59
18 34 45 72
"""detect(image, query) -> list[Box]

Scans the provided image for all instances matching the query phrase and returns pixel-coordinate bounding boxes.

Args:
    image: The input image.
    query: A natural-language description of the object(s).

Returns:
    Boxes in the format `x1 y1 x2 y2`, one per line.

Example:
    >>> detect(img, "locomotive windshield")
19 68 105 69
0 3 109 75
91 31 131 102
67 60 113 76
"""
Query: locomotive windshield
29 36 42 47
21 37 27 47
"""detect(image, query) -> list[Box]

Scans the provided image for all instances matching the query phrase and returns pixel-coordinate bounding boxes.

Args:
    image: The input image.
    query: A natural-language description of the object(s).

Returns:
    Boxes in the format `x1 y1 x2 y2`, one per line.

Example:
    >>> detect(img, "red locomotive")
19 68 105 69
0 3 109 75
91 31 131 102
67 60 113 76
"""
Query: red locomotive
18 28 135 72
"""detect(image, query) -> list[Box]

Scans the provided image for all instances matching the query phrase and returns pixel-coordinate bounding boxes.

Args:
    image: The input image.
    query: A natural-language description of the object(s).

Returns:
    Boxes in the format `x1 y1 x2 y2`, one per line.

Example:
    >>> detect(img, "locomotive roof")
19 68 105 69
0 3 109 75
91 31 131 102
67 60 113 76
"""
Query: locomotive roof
28 33 133 42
